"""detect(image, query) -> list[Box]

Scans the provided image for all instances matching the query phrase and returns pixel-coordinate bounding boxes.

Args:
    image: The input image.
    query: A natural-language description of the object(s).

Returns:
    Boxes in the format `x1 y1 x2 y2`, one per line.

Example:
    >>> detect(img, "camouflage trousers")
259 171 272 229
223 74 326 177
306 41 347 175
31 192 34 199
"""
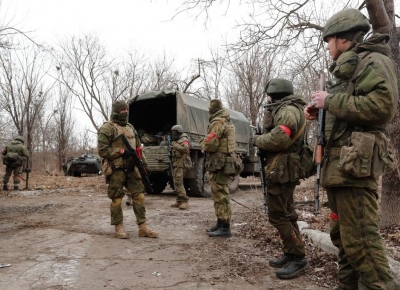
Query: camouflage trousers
107 169 146 226
267 183 305 257
3 165 23 185
209 170 231 223
327 187 393 290
173 166 188 202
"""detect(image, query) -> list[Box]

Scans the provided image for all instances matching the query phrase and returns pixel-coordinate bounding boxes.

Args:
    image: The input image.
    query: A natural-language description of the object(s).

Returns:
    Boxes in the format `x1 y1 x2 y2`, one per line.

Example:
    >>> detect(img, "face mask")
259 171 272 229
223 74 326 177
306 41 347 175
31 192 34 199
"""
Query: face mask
112 112 128 125
171 131 180 141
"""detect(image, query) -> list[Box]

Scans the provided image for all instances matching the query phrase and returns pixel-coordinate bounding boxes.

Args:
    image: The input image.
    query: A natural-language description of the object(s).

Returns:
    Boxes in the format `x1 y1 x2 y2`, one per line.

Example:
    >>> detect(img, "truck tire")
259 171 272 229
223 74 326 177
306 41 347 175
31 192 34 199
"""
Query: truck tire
148 173 169 194
185 156 211 198
185 157 239 197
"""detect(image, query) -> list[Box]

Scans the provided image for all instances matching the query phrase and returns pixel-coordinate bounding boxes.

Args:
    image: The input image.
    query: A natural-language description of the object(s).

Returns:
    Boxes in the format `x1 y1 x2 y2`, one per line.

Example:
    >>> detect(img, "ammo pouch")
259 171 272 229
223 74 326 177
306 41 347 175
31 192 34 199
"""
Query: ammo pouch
204 152 225 172
298 145 316 180
3 152 23 167
339 131 394 178
184 155 193 170
223 153 243 177
101 159 113 177
266 154 289 184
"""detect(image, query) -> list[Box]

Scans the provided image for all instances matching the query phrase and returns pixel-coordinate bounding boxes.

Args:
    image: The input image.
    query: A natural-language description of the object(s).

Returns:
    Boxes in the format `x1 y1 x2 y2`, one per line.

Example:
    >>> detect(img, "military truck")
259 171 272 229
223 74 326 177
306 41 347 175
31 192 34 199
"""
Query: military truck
63 153 102 177
128 90 259 197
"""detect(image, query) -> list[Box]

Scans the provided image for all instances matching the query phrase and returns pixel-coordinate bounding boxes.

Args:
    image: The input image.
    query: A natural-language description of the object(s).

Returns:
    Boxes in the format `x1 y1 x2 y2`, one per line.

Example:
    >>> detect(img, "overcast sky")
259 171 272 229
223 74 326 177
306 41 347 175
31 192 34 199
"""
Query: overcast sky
1 0 244 67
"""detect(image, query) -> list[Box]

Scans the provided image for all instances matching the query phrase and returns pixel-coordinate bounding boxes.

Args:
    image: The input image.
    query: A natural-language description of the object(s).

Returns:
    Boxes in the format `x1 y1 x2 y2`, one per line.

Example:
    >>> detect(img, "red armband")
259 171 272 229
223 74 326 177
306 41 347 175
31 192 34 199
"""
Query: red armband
278 125 292 137
205 133 218 143
330 212 339 221
119 148 124 155
182 141 190 147
136 147 142 159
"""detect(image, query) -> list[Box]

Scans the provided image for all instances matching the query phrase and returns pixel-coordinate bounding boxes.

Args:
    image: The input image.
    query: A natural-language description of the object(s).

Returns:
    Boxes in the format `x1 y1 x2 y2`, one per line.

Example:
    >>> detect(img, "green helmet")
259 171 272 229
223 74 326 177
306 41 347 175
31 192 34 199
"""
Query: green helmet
15 135 25 143
171 125 183 133
322 8 370 42
265 78 294 96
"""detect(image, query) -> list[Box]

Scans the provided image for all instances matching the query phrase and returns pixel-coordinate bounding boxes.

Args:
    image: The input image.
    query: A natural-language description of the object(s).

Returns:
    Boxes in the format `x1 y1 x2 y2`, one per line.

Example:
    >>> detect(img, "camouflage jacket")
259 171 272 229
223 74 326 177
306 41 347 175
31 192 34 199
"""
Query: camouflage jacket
322 33 398 188
3 139 30 161
254 94 306 158
171 133 190 167
97 121 145 169
200 109 236 154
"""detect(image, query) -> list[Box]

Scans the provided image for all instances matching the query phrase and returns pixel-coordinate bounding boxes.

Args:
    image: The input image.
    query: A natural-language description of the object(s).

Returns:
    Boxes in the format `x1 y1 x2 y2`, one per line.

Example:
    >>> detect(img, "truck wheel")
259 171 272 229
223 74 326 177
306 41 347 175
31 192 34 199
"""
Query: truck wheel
148 173 169 194
185 156 211 198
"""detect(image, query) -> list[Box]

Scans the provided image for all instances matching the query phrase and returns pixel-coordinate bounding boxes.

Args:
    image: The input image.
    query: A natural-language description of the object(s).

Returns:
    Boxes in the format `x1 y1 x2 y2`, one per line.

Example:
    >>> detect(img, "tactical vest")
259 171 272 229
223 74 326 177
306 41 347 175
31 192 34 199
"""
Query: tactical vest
326 50 387 145
107 121 138 168
213 117 236 154
172 134 190 167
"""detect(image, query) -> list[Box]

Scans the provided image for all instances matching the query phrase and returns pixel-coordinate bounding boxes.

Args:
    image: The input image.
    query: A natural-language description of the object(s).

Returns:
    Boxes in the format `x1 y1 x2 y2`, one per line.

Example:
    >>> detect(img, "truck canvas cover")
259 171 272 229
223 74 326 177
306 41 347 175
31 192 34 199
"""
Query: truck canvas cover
129 90 251 146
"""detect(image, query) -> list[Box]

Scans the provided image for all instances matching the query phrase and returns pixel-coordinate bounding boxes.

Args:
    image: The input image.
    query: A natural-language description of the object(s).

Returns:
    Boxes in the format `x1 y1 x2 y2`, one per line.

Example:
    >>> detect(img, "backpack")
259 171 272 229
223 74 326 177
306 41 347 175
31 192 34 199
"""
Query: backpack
3 152 24 167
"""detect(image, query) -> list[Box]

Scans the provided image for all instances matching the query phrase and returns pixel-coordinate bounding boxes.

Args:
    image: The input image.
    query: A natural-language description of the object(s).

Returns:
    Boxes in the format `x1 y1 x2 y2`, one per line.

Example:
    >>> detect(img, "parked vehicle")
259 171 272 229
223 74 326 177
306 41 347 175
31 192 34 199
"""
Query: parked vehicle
63 153 102 177
128 90 260 197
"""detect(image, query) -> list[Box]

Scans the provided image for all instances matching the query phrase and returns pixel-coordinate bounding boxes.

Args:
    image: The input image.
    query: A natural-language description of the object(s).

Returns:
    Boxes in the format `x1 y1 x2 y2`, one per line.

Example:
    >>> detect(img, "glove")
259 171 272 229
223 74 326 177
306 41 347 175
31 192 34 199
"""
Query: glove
121 149 133 159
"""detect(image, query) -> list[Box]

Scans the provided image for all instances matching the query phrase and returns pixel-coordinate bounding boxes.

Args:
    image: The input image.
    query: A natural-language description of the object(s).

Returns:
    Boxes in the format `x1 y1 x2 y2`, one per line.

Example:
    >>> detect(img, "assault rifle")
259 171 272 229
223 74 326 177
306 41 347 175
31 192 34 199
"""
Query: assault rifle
314 72 326 215
24 156 31 190
257 146 268 215
166 135 175 190
118 134 154 194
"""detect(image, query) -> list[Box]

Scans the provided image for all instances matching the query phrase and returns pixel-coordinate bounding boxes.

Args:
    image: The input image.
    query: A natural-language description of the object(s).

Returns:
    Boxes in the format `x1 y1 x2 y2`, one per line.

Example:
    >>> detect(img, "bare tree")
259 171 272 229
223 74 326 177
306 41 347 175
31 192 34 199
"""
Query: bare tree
54 34 121 131
177 0 400 226
224 45 273 126
0 42 53 168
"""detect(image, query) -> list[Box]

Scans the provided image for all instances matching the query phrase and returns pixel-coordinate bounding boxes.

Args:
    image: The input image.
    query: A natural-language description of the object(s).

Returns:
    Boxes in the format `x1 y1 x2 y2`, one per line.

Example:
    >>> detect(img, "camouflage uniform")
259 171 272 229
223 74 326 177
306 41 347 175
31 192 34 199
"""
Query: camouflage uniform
200 99 236 237
320 9 397 290
254 94 306 257
171 132 190 205
97 100 158 239
254 81 309 278
2 136 29 190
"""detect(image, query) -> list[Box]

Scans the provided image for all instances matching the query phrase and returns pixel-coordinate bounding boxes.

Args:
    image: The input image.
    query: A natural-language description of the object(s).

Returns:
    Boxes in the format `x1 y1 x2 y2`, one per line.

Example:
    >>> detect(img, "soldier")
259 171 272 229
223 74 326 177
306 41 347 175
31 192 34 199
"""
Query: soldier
97 100 158 239
253 79 309 279
304 8 397 289
169 125 191 210
200 99 236 238
2 135 30 191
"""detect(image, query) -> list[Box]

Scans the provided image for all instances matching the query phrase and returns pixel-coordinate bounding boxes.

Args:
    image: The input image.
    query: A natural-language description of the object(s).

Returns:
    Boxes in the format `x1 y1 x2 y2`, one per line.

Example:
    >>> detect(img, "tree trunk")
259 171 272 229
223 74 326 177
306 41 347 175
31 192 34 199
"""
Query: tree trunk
368 0 400 227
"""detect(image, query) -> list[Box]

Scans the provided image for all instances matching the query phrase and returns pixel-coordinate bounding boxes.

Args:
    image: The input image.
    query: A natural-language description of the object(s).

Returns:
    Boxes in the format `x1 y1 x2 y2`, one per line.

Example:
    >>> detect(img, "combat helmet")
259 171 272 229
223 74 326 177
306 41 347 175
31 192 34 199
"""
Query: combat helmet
265 78 294 96
15 135 25 143
322 8 370 42
171 125 183 133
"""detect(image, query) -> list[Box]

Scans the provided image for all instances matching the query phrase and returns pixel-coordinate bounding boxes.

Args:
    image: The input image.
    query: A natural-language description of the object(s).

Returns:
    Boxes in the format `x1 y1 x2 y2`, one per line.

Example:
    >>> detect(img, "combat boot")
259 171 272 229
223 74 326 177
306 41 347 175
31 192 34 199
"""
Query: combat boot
178 201 188 210
208 222 231 238
171 201 182 208
126 195 132 206
275 256 309 279
2 185 8 191
138 222 158 238
269 254 293 268
115 223 128 239
206 218 222 232
13 185 19 190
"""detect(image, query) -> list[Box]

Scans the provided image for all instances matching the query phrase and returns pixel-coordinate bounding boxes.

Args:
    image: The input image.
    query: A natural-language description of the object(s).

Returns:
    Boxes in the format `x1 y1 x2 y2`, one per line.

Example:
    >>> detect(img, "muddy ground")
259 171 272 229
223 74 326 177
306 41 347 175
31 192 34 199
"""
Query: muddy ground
1 173 399 290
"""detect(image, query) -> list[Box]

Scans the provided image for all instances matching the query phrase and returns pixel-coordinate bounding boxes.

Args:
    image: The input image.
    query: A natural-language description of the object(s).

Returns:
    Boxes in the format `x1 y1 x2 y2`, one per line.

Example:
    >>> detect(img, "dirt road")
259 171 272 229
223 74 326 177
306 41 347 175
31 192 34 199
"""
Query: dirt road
1 174 329 290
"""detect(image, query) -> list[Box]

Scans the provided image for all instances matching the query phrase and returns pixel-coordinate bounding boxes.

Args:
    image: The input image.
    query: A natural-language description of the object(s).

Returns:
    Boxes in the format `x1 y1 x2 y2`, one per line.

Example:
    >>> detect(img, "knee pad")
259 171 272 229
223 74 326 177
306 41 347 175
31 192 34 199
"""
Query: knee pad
133 193 145 204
